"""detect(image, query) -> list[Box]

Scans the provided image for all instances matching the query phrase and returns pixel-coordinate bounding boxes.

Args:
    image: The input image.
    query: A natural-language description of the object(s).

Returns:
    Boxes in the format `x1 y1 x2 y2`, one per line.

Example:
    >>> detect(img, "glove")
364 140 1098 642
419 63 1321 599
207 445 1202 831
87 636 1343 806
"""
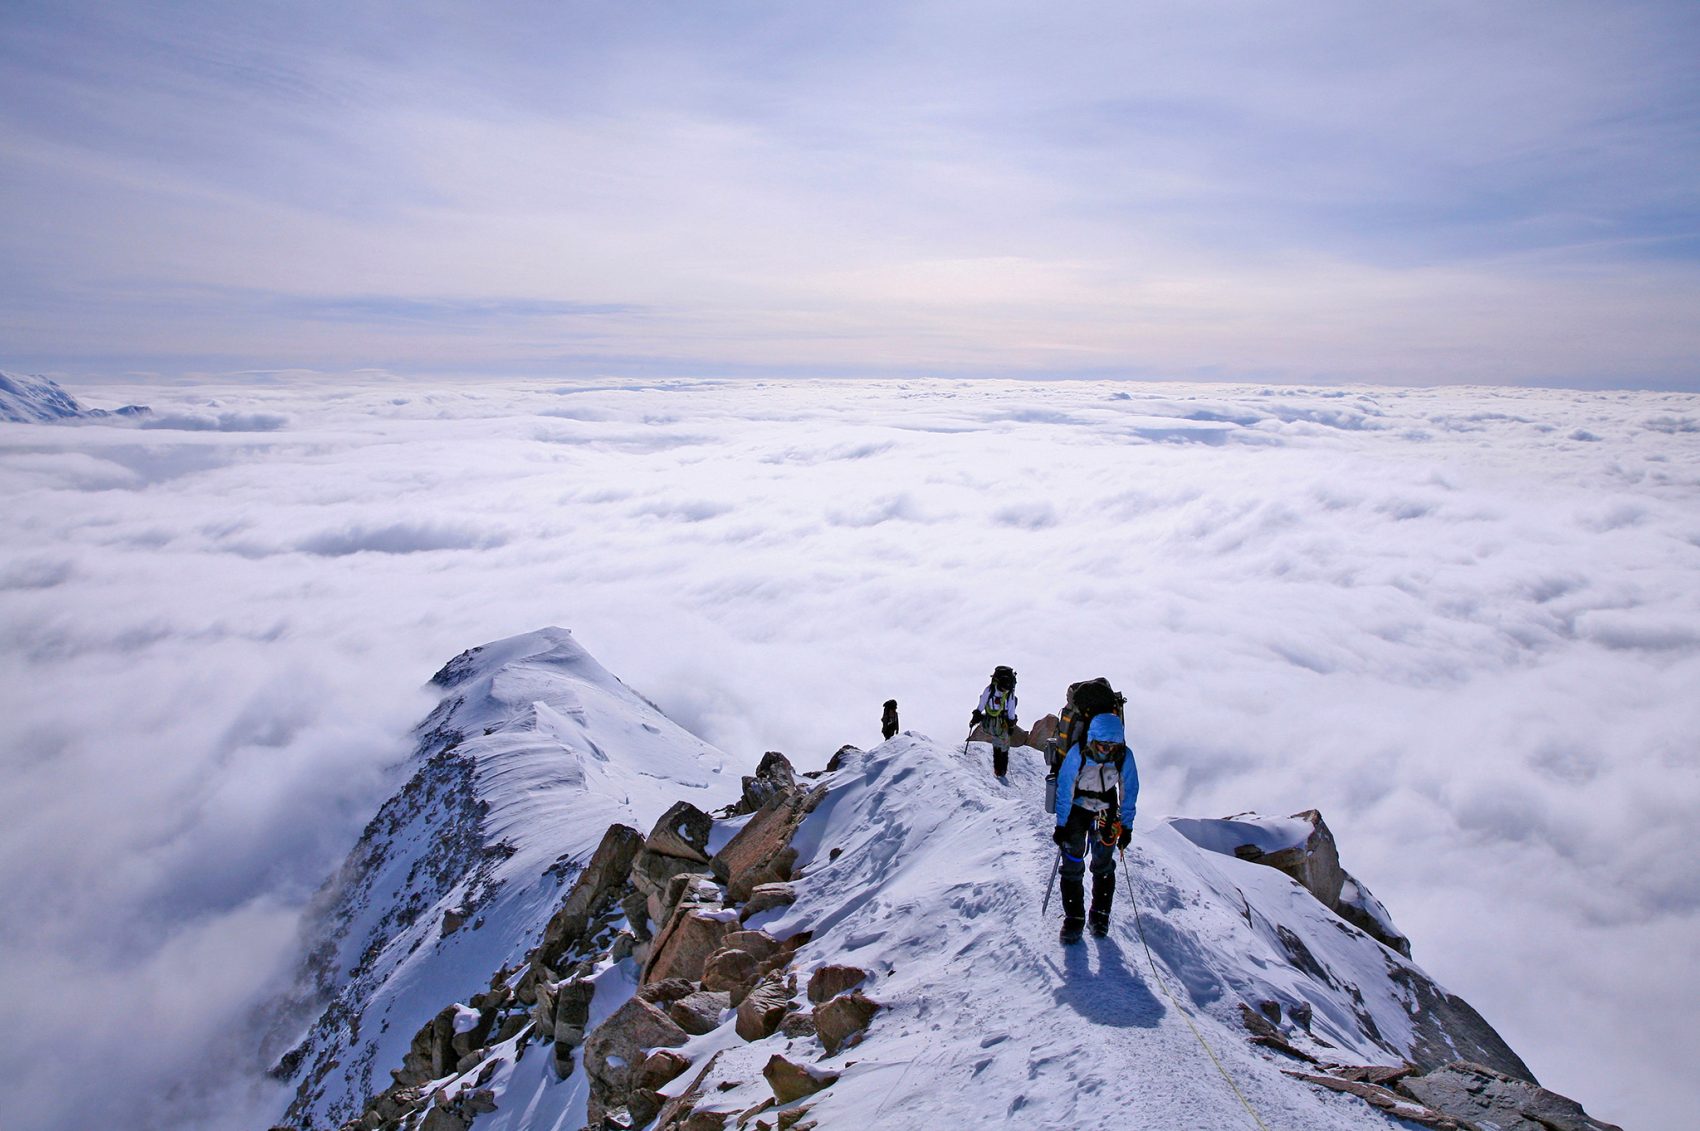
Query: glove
1118 825 1133 849
970 710 985 727
1052 826 1068 848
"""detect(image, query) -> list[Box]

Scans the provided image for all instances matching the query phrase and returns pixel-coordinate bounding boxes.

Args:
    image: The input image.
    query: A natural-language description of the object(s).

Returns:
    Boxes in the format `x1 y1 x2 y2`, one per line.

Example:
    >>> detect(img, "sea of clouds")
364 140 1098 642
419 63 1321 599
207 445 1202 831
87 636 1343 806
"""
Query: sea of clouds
2 376 1696 1130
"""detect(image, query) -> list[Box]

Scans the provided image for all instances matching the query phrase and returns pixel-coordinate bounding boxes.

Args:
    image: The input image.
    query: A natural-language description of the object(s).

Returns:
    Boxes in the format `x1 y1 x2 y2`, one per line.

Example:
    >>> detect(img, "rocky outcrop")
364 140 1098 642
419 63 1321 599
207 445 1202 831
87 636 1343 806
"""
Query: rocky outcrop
712 782 825 901
814 990 879 1055
646 801 715 863
538 823 644 969
728 752 798 816
1399 1061 1623 1131
1026 714 1061 751
583 997 690 1127
764 1054 839 1103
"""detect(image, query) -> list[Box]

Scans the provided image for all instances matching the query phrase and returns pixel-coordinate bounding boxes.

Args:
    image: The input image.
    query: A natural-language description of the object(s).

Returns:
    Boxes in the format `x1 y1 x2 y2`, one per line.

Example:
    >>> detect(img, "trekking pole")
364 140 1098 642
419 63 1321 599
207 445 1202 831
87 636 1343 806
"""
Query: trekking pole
1040 849 1061 916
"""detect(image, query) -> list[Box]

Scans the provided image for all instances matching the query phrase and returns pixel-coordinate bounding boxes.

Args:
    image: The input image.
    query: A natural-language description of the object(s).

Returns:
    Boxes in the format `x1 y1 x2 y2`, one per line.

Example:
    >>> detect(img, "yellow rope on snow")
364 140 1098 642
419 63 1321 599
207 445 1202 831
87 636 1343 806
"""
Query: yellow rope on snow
1123 848 1275 1131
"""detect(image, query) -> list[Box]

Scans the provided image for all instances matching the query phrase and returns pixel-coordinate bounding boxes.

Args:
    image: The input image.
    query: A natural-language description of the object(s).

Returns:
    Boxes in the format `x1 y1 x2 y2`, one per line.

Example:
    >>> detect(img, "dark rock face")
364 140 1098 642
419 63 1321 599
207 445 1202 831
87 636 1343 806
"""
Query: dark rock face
271 742 500 1128
1384 959 1535 1082
1399 1061 1623 1131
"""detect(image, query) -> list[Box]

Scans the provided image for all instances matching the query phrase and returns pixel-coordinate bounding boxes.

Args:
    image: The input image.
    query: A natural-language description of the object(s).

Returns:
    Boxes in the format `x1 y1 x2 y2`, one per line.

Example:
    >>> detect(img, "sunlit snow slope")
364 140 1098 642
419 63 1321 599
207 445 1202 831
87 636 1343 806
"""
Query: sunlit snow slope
687 735 1527 1129
271 628 753 1129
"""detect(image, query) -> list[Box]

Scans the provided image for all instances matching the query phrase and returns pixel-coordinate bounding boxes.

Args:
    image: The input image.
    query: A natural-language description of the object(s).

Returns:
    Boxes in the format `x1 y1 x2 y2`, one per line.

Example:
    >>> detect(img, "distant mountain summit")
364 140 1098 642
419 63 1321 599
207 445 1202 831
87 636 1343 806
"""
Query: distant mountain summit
0 370 147 422
263 629 1622 1131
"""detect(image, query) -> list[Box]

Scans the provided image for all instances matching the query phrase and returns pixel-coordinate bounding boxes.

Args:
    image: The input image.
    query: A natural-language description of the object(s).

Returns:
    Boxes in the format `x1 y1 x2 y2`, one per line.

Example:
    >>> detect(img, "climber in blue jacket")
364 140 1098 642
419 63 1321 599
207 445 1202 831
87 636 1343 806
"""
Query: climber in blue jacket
1052 713 1140 944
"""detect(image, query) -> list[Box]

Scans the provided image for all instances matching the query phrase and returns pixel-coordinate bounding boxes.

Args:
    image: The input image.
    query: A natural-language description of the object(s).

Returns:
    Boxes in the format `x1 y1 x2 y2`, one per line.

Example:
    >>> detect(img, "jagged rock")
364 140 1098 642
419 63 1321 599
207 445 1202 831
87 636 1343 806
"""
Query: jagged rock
1286 1071 1460 1128
712 785 825 902
650 1051 724 1131
645 906 738 985
639 861 718 927
494 1014 529 1043
813 990 878 1055
583 997 690 1097
554 978 595 1046
539 823 644 968
825 745 859 772
441 907 467 936
640 1049 695 1090
735 974 795 1041
763 1055 839 1104
420 1107 468 1131
721 928 784 962
701 947 762 1001
638 977 697 1005
740 882 797 922
1026 714 1060 750
1397 1061 1624 1131
682 1110 729 1131
806 965 867 1003
735 752 797 814
647 801 716 863
779 1011 818 1039
464 1088 498 1115
668 989 732 1035
622 890 653 941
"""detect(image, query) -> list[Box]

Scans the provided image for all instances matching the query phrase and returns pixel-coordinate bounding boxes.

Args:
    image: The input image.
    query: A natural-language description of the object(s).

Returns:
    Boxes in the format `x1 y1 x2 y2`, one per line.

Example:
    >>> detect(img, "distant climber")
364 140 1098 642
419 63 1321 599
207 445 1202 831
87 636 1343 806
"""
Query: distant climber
1052 713 1139 944
970 666 1018 778
882 699 900 741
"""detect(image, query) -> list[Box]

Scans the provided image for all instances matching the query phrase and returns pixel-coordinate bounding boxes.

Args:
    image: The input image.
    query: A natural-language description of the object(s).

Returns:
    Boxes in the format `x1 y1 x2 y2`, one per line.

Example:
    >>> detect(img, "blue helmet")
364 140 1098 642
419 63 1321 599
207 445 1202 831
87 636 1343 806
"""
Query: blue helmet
1087 713 1124 745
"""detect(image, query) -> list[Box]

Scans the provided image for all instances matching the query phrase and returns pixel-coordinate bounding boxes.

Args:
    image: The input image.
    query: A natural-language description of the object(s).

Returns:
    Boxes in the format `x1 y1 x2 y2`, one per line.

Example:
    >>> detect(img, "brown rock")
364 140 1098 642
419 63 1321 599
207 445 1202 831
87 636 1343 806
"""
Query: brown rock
646 801 716 863
1027 714 1060 750
813 990 878 1055
582 998 689 1095
736 752 797 814
645 907 737 985
554 978 595 1046
650 1051 724 1131
701 947 761 1000
763 1055 839 1104
683 1110 730 1131
1285 1071 1462 1129
721 929 783 962
539 823 644 968
420 1108 468 1131
712 785 824 902
638 977 698 1005
735 975 795 1042
740 883 797 922
806 965 867 1003
668 990 732 1036
779 1011 818 1039
639 1049 694 1090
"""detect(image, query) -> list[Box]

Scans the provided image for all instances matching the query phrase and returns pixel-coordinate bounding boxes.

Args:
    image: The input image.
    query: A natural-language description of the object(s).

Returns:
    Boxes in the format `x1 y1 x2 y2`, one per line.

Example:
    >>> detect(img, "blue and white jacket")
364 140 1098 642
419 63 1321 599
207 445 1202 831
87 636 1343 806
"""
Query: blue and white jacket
1054 713 1139 828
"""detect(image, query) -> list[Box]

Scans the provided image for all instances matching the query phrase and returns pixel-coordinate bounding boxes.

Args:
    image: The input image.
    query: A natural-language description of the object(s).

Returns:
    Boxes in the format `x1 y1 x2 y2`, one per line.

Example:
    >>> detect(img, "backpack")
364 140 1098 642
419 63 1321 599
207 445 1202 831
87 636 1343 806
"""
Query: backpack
1045 677 1123 773
1044 677 1124 814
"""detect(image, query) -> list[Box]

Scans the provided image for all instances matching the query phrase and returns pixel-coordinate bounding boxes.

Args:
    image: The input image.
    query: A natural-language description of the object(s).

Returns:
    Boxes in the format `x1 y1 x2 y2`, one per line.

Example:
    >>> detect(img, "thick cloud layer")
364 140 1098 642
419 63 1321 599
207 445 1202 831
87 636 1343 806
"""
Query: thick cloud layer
2 377 1696 1130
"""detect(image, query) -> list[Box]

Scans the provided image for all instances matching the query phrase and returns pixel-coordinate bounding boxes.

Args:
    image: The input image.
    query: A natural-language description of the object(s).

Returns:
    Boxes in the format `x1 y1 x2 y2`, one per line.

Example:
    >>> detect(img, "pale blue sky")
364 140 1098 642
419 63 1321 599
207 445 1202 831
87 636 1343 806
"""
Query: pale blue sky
3 1 1697 386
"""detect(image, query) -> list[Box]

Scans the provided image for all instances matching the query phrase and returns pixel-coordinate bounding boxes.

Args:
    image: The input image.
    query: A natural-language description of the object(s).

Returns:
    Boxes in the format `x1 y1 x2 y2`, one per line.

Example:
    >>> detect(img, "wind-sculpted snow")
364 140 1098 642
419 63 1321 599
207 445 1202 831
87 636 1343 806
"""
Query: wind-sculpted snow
271 629 753 1129
0 376 1684 1130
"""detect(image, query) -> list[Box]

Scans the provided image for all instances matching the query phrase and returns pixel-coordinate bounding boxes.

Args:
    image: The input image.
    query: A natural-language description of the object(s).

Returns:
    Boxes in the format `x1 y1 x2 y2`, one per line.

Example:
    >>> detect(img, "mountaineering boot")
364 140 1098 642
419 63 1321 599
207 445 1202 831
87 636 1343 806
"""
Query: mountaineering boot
1088 907 1110 937
1090 870 1116 935
1060 917 1085 945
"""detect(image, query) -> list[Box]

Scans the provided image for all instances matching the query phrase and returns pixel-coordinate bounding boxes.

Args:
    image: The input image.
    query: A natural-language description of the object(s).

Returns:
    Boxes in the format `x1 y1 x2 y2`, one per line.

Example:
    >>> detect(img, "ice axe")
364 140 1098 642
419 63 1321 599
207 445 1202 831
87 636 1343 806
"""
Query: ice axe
1040 848 1062 916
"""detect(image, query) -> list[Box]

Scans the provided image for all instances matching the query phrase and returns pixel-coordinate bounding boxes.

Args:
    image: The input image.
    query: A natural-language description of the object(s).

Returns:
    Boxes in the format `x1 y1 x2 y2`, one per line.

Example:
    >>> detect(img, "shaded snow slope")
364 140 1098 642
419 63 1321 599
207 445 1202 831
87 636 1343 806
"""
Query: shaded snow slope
0 370 146 421
270 628 754 1129
667 735 1529 1128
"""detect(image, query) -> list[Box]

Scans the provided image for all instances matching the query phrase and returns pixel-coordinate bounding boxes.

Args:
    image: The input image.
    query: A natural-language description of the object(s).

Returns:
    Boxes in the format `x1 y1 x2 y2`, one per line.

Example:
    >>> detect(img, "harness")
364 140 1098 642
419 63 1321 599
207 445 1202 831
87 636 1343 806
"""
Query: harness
1071 743 1127 814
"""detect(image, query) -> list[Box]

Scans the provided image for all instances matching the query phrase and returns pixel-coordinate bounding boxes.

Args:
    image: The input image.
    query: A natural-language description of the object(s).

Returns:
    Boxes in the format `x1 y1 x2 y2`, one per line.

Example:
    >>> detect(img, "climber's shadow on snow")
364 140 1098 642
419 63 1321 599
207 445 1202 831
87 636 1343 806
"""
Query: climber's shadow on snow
1047 934 1164 1028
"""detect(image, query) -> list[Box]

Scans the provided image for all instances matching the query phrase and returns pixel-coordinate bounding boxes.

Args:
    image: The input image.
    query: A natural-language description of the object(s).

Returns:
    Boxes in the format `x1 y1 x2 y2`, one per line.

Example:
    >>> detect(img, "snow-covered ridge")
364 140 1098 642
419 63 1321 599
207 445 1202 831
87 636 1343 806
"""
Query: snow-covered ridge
269 628 752 1129
0 370 147 422
265 630 1621 1131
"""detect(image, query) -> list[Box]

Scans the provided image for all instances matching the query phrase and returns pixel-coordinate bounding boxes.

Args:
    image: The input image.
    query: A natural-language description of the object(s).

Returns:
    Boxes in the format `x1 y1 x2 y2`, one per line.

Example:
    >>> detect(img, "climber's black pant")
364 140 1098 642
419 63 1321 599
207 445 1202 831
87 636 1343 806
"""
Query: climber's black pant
1057 804 1118 923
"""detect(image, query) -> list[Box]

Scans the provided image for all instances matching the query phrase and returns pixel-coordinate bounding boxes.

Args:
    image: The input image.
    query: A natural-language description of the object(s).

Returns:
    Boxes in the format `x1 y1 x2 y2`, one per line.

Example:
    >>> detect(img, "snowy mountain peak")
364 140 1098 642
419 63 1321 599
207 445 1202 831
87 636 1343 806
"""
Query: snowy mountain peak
268 629 752 1129
265 633 1621 1131
0 370 147 422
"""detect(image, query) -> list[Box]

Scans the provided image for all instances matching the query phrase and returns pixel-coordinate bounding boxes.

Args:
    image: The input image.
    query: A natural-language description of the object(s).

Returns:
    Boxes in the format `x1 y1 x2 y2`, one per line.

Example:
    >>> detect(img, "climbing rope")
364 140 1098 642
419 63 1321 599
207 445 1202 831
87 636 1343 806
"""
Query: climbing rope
1122 848 1275 1131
